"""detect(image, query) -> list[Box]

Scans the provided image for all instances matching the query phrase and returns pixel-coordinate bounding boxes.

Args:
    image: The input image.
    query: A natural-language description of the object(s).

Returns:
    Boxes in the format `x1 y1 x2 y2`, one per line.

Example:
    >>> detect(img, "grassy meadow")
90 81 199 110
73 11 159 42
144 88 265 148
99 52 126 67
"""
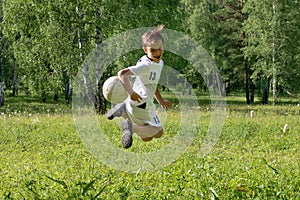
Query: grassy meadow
0 93 299 199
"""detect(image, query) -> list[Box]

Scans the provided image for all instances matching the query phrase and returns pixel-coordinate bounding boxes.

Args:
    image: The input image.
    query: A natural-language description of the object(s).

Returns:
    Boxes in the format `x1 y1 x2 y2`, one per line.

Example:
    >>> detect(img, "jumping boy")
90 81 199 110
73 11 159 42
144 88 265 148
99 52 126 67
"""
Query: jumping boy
106 25 172 148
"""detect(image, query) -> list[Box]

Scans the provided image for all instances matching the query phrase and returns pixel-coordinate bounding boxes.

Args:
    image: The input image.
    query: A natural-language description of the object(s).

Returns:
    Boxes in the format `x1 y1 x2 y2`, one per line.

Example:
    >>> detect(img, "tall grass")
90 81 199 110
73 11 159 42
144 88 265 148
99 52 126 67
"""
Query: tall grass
0 94 299 199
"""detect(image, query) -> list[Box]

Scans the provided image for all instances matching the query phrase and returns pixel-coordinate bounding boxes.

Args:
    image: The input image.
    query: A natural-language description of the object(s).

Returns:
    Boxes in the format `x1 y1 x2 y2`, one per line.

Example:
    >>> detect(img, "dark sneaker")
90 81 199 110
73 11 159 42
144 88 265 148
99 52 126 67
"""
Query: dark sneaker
106 103 125 120
122 119 133 148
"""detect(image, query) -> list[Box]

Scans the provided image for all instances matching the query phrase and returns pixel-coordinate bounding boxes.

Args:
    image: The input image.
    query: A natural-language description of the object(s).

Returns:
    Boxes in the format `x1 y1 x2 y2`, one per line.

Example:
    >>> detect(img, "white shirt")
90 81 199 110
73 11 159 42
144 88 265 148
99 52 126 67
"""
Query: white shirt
125 55 164 127
129 55 163 101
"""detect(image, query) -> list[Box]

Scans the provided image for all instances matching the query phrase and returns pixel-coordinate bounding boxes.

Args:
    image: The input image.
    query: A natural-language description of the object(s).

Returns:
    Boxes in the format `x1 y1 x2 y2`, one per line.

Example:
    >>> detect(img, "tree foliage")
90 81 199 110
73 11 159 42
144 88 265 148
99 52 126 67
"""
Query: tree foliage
0 0 299 106
243 0 300 103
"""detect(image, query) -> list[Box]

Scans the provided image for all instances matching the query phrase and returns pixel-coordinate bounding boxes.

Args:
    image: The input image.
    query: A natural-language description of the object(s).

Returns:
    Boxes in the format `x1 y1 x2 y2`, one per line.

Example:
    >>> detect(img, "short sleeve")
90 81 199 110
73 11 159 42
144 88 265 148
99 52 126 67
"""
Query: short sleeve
128 56 151 77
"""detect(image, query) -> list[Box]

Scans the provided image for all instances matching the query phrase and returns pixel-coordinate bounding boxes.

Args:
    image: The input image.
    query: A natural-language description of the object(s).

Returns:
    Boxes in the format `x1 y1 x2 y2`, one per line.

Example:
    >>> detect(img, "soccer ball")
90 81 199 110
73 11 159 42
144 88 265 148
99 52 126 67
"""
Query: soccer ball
102 76 128 104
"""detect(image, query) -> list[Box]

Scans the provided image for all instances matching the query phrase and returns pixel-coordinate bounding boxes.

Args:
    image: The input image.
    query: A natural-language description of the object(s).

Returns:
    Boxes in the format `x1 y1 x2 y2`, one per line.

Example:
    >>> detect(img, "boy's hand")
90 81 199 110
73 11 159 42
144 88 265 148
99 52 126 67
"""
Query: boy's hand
130 92 142 103
160 100 172 110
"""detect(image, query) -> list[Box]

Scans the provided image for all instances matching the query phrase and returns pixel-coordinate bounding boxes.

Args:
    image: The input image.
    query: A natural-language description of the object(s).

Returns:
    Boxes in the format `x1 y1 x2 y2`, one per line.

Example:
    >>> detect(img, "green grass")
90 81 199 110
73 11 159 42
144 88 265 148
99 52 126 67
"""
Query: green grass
0 94 299 199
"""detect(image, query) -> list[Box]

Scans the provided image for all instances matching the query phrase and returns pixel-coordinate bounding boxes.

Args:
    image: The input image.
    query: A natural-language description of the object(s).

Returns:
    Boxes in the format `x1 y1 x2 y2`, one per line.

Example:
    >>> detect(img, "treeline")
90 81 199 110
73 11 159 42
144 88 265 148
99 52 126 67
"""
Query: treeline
0 0 299 109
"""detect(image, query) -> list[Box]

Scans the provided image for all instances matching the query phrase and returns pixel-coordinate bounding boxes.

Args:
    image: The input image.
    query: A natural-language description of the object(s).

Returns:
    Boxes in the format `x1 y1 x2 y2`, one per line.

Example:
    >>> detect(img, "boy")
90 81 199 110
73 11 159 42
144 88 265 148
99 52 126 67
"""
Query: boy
106 25 172 148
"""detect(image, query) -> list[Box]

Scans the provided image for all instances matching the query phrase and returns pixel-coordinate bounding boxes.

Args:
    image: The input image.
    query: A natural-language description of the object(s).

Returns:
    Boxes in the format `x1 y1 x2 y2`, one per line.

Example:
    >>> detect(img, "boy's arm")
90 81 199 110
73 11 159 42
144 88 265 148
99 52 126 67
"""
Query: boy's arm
154 87 172 110
118 68 142 102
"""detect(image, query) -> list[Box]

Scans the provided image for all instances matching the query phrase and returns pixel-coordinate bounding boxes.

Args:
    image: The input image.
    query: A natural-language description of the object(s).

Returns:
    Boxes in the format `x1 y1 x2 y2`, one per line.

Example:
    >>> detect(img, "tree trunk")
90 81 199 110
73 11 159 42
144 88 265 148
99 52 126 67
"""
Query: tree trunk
272 43 277 105
54 90 59 101
63 70 71 104
272 1 278 105
242 31 251 104
182 78 187 95
95 7 106 114
188 69 195 95
42 90 46 103
76 6 96 104
81 62 96 103
250 82 255 103
96 78 106 114
262 78 270 104
215 71 226 97
0 55 4 106
65 81 71 104
12 59 19 96
0 82 4 107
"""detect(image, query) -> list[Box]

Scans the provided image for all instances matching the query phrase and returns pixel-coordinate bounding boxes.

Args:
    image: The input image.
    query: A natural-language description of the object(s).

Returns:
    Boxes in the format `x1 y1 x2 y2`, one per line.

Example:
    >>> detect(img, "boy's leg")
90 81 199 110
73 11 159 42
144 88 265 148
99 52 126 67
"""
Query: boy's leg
106 103 133 148
153 129 163 138
106 102 126 120
141 129 163 142
141 137 153 142
121 119 133 148
132 124 163 141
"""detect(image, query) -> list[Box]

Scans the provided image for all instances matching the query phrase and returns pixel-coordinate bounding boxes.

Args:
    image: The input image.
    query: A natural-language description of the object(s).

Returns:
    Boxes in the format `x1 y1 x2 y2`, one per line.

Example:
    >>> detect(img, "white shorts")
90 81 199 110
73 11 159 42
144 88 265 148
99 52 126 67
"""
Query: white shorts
125 98 161 127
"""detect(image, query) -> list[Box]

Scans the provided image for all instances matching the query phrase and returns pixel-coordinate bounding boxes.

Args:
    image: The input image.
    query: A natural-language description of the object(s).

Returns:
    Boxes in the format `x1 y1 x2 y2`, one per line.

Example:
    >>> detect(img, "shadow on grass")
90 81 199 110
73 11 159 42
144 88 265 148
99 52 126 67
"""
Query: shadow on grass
1 91 299 115
0 94 72 115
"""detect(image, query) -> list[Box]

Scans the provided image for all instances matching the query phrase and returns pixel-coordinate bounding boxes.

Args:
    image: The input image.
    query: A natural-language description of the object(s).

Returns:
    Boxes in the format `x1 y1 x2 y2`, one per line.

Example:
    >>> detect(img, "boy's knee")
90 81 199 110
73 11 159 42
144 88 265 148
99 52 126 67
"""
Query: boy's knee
141 127 163 142
153 128 163 138
142 137 153 142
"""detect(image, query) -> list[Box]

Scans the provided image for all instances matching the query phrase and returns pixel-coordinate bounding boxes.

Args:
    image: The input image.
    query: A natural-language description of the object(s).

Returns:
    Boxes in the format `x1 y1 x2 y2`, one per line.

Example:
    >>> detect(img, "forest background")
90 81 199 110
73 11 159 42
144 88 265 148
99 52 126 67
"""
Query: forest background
0 0 299 110
0 1 300 199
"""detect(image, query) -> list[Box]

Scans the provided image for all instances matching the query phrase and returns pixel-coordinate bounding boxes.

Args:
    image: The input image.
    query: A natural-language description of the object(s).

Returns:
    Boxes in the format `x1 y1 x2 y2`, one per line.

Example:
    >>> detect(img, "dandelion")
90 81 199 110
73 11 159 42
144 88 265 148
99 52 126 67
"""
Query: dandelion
283 124 288 133
250 110 254 118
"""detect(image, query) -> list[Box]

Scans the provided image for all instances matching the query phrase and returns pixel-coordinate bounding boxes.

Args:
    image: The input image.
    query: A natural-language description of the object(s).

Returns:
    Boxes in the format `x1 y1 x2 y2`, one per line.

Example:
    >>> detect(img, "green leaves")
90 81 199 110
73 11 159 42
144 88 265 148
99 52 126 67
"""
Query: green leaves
185 0 300 101
243 0 300 98
186 0 246 92
1 0 300 102
2 0 99 99
1 0 187 102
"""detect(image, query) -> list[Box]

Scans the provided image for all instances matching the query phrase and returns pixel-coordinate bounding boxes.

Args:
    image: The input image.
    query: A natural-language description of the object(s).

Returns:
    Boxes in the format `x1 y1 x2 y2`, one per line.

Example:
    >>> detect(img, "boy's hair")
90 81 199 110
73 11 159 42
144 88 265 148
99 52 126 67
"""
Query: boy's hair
142 25 164 47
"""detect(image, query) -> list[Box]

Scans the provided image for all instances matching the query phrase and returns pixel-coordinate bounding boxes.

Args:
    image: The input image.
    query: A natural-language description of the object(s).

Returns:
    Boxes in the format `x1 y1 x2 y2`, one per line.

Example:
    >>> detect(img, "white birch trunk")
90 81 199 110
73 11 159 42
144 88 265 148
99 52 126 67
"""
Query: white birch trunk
76 6 95 103
0 82 4 107
272 1 277 105
0 56 4 106
13 59 18 96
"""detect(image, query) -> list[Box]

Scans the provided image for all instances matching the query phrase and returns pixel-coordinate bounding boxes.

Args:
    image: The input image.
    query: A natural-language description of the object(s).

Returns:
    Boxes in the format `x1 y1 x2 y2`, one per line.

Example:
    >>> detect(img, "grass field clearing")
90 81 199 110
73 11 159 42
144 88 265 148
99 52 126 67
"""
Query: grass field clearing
0 94 299 199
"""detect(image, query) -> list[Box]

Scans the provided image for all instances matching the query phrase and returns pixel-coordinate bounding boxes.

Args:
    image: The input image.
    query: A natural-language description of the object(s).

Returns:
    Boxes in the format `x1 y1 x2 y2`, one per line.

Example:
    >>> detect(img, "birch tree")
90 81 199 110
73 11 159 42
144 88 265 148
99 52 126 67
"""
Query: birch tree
186 0 249 98
243 0 299 104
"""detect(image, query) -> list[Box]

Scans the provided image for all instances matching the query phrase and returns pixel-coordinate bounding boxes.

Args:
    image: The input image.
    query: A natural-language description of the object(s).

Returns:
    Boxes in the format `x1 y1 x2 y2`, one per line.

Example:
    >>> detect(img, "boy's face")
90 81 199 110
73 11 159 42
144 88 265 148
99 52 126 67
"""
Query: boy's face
143 40 164 63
